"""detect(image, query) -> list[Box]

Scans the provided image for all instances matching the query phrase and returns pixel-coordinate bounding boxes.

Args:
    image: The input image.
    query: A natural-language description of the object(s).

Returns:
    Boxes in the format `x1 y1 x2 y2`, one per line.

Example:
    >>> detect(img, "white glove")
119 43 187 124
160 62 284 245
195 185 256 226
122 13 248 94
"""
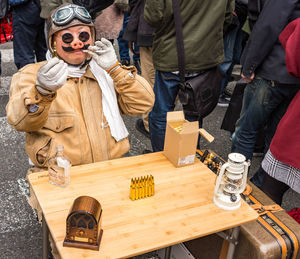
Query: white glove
36 57 68 95
87 38 118 71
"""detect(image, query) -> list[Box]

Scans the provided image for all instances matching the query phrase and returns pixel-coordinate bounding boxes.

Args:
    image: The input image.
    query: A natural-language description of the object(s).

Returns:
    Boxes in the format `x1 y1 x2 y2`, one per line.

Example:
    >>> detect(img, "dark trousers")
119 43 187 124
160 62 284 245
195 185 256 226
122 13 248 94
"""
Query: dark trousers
231 78 298 188
117 12 139 62
12 0 47 69
261 171 289 205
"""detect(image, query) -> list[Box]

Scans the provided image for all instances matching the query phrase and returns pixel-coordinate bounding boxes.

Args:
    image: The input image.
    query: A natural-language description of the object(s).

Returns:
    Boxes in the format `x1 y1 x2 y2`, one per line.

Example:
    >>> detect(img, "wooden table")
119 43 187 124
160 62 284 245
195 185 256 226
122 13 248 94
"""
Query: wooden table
28 152 258 259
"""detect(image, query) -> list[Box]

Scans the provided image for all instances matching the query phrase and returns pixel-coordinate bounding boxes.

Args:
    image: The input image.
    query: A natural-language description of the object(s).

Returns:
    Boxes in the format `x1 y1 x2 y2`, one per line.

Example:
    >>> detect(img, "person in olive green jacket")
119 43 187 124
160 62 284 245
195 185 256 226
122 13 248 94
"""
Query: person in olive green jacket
144 0 234 152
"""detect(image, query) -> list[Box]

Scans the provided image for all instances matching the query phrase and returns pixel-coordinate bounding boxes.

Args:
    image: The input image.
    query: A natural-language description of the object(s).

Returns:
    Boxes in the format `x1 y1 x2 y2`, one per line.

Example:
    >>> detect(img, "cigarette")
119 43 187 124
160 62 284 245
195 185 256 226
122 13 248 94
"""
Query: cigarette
82 50 102 53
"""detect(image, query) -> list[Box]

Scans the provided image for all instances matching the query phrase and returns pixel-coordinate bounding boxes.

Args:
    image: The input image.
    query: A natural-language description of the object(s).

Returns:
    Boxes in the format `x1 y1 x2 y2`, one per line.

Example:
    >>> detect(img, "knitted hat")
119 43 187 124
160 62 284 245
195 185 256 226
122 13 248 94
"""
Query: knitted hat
279 18 300 78
47 4 95 54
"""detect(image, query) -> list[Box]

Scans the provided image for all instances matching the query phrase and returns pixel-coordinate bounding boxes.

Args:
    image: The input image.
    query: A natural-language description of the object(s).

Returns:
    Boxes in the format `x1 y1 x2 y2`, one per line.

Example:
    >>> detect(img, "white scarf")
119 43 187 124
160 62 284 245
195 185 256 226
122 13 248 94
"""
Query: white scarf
46 51 129 142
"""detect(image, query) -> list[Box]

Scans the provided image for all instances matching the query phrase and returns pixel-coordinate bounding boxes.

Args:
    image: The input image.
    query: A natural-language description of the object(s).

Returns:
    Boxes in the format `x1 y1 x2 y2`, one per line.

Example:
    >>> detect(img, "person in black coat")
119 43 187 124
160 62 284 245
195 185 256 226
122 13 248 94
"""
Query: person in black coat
231 0 300 187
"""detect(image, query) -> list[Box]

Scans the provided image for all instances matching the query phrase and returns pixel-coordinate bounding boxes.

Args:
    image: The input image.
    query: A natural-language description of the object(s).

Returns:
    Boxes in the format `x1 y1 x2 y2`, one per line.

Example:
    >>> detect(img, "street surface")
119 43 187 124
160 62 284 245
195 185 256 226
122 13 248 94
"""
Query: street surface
0 41 299 259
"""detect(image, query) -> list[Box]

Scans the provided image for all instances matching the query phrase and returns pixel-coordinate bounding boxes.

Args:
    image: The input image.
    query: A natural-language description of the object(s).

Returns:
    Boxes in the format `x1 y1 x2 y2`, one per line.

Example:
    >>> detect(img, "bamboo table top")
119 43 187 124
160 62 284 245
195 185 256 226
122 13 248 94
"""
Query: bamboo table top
28 152 258 259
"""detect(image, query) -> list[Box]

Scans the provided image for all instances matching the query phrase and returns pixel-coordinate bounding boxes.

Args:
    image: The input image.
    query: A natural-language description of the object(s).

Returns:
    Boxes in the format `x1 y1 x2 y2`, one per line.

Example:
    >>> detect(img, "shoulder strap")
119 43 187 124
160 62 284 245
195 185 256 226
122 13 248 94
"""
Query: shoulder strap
172 0 185 84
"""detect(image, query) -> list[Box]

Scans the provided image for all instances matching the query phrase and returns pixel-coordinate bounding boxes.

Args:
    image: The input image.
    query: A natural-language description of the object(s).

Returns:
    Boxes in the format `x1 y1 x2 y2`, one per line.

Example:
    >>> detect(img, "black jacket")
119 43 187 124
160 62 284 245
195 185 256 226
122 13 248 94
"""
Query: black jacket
241 0 300 84
123 0 154 47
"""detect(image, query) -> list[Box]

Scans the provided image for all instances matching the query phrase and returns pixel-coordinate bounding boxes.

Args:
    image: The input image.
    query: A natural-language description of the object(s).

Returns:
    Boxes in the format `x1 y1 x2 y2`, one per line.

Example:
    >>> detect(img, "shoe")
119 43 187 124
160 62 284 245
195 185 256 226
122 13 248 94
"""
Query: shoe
134 60 141 74
223 92 231 101
120 59 130 66
135 119 150 138
217 95 230 107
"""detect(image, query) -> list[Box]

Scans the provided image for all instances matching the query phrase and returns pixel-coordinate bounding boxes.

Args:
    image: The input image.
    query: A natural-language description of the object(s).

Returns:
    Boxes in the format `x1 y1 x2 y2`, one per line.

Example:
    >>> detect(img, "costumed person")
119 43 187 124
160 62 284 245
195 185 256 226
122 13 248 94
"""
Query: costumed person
7 3 154 168
6 5 154 257
260 18 300 206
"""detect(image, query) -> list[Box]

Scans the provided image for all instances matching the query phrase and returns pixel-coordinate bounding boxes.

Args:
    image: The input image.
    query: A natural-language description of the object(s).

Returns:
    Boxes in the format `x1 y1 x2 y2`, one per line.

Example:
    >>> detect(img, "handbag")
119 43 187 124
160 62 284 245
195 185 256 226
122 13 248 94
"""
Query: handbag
172 0 222 118
0 14 13 43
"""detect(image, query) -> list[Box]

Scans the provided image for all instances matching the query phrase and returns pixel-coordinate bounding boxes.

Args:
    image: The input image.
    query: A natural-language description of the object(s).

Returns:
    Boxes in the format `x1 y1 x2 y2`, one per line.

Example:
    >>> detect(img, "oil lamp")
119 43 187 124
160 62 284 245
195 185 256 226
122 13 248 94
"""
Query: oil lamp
213 153 250 210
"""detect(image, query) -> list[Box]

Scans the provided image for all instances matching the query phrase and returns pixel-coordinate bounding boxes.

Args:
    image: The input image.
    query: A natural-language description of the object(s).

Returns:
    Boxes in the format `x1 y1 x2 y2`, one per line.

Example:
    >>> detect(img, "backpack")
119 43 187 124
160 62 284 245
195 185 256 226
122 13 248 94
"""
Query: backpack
0 13 13 44
72 0 114 19
0 0 9 19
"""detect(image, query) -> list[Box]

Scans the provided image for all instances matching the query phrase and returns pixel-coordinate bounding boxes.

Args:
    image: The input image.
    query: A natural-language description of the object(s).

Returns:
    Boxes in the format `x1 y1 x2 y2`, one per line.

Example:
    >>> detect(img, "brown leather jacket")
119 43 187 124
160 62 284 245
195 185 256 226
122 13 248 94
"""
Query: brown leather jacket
6 62 154 168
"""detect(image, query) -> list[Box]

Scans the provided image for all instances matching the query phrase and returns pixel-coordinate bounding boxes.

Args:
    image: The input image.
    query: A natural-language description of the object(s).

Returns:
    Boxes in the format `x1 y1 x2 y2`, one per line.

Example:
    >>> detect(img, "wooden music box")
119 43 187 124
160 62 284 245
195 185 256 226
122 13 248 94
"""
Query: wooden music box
63 196 103 250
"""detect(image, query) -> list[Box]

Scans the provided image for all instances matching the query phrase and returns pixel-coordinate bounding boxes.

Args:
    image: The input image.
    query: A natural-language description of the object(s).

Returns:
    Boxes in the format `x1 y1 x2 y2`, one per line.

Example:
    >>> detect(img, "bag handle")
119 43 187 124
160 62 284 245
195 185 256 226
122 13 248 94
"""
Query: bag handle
172 0 185 84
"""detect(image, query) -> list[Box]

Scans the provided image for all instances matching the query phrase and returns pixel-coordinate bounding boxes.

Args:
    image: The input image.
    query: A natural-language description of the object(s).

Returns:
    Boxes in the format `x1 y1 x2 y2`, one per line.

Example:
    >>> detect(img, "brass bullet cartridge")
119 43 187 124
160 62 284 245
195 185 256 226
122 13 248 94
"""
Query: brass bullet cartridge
130 175 155 200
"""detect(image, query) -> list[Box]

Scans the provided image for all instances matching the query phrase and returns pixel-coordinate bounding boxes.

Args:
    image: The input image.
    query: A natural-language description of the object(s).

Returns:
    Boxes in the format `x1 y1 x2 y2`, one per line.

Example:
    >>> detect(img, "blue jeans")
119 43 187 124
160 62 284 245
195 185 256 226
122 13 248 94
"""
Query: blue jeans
118 12 139 61
231 77 298 186
219 25 243 96
149 71 203 152
12 1 47 69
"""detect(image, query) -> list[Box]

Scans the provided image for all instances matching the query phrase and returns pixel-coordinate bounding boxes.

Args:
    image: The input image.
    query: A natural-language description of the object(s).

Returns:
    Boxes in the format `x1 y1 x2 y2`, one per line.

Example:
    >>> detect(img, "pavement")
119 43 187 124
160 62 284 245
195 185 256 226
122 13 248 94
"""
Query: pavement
0 41 299 259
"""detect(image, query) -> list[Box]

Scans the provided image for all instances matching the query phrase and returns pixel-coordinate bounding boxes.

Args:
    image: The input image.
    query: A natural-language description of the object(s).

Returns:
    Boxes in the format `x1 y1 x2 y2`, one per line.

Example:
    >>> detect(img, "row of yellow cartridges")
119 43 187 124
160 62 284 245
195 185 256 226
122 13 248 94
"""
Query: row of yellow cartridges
129 175 155 200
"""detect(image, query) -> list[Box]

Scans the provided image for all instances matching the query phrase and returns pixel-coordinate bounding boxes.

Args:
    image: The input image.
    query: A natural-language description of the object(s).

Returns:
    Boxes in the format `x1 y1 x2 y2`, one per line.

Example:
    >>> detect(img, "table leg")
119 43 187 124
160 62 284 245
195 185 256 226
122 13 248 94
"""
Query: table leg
225 226 240 259
164 246 172 259
42 214 50 259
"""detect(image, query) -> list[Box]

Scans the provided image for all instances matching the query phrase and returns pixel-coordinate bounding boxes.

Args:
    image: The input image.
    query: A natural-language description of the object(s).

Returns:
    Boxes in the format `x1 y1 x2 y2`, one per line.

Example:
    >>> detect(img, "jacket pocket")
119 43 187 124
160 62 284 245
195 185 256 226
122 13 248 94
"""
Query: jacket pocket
26 115 76 168
43 116 74 133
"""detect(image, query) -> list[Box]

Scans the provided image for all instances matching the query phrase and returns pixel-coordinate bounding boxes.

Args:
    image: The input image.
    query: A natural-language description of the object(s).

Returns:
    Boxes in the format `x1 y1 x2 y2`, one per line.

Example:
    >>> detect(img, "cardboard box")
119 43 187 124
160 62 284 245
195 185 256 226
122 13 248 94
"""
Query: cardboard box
163 111 199 167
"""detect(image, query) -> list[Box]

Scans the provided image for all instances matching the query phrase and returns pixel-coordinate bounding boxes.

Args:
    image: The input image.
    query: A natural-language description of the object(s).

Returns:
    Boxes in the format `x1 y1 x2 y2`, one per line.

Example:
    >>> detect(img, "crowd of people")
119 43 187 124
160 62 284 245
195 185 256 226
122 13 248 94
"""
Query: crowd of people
1 0 300 250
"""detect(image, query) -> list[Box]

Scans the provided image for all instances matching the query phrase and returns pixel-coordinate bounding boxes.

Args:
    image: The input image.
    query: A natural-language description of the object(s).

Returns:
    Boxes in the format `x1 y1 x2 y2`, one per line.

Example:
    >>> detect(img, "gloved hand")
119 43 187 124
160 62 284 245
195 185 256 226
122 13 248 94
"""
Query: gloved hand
87 38 118 71
36 57 68 95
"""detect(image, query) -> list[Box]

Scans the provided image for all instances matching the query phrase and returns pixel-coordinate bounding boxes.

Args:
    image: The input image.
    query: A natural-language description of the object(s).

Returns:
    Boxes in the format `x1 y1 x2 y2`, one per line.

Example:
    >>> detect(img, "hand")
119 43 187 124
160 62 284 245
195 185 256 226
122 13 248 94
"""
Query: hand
241 73 255 83
87 38 118 71
36 57 68 95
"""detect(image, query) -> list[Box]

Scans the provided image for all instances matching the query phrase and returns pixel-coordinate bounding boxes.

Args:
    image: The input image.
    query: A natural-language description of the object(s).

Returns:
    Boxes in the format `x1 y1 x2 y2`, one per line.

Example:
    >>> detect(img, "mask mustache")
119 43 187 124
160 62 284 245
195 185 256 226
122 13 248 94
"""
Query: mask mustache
62 44 90 53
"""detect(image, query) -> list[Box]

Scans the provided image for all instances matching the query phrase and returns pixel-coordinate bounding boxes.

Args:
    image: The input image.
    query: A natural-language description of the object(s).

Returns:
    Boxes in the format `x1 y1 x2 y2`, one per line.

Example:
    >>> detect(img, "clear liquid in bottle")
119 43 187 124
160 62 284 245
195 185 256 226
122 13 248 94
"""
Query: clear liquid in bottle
48 145 71 187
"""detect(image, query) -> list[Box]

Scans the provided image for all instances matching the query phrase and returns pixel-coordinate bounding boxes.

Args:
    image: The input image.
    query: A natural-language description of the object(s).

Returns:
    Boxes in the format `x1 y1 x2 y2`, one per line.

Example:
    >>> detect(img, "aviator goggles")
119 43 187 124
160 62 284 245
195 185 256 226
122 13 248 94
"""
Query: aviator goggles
52 4 92 26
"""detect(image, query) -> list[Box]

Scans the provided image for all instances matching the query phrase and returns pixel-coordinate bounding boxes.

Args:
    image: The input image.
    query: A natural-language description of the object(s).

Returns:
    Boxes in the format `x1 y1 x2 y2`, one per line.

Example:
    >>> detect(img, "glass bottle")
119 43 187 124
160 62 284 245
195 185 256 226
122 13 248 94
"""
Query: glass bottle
48 145 71 187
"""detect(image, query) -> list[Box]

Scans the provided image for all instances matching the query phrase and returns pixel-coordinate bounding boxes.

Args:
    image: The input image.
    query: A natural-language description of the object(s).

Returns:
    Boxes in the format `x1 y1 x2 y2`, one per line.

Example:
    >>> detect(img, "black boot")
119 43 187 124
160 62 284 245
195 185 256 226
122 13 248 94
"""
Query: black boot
135 119 150 138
